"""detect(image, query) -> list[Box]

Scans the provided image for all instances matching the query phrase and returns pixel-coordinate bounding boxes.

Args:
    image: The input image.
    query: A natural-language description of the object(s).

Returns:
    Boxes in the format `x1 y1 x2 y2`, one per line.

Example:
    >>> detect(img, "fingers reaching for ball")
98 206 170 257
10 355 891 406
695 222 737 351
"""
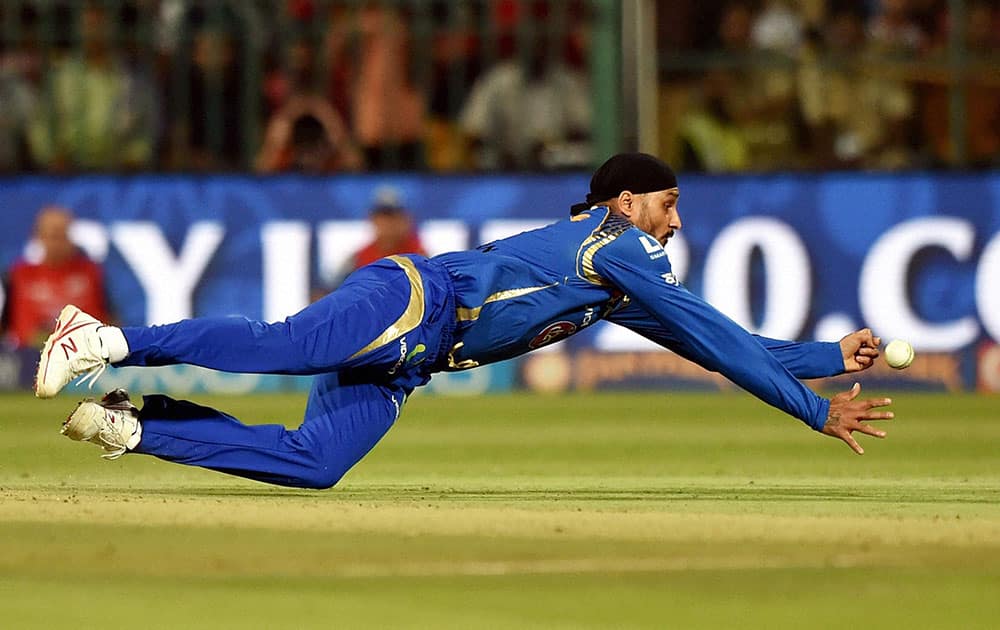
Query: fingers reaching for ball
840 329 883 373
823 383 894 455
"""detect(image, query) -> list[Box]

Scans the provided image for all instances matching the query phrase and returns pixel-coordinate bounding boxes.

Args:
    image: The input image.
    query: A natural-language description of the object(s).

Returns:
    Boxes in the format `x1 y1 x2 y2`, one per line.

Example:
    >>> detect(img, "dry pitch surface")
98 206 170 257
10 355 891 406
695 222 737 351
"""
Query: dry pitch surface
1 391 998 629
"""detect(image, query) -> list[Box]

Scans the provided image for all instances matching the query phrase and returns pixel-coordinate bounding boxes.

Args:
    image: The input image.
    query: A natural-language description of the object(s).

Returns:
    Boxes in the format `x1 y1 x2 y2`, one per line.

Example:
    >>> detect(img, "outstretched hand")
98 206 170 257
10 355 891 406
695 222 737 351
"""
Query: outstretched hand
822 383 893 454
840 328 881 373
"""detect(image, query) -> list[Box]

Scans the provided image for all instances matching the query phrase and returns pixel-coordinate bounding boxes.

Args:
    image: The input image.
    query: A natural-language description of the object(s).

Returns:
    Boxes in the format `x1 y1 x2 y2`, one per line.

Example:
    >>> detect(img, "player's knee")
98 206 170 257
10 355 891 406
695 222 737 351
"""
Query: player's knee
297 465 345 490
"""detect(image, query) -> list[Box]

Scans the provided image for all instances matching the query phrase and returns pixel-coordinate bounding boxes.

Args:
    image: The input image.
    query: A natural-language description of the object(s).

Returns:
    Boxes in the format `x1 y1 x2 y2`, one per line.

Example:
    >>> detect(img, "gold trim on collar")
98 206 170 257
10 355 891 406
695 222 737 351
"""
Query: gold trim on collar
456 282 559 322
348 255 425 360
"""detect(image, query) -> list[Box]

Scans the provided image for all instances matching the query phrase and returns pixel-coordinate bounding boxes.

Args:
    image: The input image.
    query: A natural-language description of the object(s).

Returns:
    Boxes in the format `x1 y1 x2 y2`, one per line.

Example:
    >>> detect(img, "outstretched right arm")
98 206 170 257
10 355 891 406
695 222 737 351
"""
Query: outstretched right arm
589 227 892 449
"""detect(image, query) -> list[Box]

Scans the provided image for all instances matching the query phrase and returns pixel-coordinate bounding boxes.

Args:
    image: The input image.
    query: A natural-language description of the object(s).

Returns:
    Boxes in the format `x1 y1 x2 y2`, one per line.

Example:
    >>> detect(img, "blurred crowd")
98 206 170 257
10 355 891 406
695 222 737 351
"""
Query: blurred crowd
0 0 996 175
662 0 1000 171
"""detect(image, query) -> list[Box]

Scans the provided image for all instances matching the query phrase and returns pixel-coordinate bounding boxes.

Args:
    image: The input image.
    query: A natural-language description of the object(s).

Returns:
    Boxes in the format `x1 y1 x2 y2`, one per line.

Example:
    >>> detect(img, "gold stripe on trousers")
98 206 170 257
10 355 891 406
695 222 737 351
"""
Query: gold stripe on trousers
348 255 426 360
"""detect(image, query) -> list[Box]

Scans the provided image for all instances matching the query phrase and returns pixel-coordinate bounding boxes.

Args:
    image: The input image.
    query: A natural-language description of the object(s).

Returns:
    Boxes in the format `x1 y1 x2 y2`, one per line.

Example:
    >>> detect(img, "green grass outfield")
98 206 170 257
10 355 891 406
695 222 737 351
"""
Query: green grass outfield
1 390 998 629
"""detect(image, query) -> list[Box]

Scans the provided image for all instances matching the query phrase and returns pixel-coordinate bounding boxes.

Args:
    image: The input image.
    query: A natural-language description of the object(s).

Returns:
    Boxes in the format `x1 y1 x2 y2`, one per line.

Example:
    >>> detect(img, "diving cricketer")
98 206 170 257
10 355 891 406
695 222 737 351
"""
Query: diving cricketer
34 153 892 488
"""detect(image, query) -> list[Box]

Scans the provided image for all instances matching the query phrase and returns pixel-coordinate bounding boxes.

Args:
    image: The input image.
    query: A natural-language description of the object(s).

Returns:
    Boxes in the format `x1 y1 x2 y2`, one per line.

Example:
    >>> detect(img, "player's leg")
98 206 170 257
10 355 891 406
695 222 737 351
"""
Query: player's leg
63 374 408 489
118 264 409 374
35 256 438 398
131 254 425 373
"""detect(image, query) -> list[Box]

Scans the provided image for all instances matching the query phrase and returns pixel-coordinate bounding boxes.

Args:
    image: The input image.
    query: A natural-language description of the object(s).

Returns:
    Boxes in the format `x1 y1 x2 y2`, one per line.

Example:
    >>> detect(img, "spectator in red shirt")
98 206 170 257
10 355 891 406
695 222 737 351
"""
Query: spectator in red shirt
2 206 110 348
351 186 427 270
316 186 427 298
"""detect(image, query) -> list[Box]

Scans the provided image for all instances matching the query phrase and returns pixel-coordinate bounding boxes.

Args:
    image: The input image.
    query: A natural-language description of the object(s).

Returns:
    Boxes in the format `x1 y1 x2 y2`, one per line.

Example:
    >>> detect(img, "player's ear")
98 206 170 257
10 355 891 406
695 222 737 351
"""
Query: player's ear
618 191 634 216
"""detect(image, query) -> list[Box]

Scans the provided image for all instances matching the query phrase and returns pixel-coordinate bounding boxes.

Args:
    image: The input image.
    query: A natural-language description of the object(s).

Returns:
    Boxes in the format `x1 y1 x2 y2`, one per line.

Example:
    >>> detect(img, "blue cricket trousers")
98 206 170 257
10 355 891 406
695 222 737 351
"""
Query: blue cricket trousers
117 255 455 489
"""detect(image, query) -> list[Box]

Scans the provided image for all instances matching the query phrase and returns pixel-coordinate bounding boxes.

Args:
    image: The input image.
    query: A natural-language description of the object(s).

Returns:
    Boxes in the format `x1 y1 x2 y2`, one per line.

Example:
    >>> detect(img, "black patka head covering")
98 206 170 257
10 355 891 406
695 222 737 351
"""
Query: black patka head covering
570 153 678 215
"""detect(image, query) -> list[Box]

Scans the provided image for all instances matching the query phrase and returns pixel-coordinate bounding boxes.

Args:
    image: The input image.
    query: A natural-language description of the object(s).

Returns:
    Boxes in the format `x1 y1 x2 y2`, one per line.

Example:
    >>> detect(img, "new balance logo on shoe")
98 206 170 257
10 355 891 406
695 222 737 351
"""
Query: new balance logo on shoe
61 338 78 360
35 305 109 398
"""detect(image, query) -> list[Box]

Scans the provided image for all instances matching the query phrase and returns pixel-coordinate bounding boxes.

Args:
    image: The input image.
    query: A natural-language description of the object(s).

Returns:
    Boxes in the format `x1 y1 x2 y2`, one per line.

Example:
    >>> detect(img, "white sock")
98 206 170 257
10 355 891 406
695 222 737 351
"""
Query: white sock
126 422 142 451
97 326 130 363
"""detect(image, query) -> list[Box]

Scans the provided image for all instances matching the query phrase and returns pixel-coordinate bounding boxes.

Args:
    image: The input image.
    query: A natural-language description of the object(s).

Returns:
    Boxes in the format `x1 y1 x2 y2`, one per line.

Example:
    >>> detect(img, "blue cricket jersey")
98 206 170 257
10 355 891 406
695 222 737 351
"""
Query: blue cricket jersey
432 206 841 430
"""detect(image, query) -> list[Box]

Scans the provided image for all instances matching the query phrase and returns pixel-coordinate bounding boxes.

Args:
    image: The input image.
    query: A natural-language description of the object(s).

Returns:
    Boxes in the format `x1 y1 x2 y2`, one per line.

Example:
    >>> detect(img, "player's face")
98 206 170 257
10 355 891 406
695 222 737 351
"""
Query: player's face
635 189 681 246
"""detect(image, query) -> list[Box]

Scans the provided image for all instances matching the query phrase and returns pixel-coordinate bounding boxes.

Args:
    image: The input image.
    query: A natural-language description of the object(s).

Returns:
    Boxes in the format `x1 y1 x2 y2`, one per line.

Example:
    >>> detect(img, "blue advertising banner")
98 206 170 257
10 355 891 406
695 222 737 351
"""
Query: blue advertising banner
1 173 998 393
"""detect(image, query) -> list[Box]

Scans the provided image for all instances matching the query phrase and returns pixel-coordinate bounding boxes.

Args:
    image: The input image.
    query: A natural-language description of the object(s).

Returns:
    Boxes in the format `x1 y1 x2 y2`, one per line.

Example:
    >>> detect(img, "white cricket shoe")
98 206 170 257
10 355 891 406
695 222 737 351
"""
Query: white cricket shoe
61 389 142 460
35 305 109 398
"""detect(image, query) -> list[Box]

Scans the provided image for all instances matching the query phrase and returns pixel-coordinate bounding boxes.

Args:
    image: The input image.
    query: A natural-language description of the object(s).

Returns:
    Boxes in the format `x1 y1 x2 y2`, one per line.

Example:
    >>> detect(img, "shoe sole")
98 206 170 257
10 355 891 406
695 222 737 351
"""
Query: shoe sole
35 305 93 399
61 401 103 442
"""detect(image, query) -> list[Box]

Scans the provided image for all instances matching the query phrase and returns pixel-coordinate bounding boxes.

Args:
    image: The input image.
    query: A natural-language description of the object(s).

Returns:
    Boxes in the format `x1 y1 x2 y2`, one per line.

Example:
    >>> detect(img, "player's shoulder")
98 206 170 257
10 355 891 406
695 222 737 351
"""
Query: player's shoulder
576 208 660 284
584 212 663 261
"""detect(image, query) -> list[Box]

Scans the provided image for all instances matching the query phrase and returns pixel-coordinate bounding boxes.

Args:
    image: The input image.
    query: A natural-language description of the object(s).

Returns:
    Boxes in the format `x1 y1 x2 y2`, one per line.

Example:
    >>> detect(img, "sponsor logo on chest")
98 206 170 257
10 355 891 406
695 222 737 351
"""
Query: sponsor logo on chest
638 234 667 260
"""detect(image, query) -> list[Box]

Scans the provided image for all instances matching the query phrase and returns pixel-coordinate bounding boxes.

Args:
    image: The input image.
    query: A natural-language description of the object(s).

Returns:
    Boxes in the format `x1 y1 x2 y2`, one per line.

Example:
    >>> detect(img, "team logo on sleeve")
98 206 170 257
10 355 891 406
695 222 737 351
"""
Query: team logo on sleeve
638 234 667 260
529 321 578 349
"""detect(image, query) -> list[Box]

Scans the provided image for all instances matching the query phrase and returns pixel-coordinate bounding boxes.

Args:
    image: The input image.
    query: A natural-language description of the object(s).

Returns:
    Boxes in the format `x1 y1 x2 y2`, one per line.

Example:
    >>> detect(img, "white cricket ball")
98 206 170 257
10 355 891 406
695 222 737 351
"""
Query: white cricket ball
884 339 914 369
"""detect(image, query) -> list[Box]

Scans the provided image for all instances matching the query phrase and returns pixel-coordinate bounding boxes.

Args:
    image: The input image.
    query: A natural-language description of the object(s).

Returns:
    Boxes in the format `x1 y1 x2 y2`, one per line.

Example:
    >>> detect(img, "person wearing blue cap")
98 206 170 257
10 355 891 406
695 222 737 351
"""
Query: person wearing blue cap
35 153 892 488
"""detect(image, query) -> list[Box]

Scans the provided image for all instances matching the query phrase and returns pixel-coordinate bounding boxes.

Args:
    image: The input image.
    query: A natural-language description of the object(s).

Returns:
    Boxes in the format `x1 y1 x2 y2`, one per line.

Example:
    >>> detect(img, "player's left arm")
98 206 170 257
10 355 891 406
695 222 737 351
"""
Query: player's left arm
754 329 881 375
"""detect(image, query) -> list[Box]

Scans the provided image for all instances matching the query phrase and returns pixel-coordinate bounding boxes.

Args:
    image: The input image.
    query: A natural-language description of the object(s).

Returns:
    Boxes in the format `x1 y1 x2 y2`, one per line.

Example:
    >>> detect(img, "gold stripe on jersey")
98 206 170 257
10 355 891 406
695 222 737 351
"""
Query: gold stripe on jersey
576 208 633 286
580 233 616 286
456 282 560 322
348 255 425 359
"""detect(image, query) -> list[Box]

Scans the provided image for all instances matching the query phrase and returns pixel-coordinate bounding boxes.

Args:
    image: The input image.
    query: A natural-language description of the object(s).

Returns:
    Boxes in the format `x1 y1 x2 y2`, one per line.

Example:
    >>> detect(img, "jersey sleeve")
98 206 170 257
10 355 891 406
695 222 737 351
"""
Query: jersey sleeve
606 301 843 380
751 335 844 379
591 231 830 430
